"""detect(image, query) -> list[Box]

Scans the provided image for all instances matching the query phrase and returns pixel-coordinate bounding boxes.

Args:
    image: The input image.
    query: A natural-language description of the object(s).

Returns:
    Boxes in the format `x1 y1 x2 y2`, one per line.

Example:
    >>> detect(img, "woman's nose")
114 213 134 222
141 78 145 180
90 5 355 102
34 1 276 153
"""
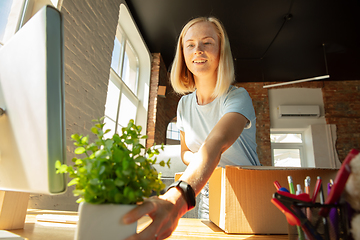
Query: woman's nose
195 45 204 54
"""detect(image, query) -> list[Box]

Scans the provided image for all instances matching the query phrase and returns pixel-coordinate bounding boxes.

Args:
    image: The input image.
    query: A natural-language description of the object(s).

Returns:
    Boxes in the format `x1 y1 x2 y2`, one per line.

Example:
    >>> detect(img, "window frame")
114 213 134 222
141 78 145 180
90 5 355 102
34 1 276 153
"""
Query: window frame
270 130 307 167
166 121 180 141
111 25 140 96
104 3 151 140
106 25 141 135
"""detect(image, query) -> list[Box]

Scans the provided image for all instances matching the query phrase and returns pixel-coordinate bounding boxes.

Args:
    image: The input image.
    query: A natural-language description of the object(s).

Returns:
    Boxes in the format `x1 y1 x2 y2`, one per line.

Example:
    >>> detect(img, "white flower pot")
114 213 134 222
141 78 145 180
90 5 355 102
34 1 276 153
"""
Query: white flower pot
75 202 137 240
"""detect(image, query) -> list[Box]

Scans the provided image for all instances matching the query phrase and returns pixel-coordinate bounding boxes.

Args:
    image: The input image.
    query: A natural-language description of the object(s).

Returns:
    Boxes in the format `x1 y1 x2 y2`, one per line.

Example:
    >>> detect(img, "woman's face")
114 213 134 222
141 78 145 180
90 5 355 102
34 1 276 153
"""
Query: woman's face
182 21 220 80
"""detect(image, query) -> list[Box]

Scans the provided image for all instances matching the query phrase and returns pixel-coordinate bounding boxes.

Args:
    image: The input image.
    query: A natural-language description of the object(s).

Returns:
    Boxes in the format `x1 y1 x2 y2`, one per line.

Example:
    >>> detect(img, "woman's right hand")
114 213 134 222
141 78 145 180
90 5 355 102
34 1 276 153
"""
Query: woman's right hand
123 188 188 240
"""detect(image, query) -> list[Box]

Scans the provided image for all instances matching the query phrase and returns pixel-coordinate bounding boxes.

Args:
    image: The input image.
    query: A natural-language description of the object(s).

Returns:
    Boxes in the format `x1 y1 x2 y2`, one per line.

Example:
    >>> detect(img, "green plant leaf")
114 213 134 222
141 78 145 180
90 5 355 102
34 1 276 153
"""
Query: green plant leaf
95 149 106 158
89 178 100 185
135 156 146 163
99 165 106 175
132 146 141 156
74 158 83 165
68 178 79 186
81 136 89 144
71 134 81 141
136 125 142 132
104 139 113 151
55 160 62 169
91 126 98 134
55 163 68 174
75 147 86 155
114 178 125 187
73 189 84 197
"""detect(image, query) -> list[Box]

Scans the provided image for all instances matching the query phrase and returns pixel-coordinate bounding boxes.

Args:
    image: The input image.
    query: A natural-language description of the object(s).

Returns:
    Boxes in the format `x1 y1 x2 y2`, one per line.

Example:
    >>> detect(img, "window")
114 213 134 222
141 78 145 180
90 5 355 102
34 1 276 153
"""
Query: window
166 122 180 141
0 0 60 47
110 27 139 94
104 4 151 139
0 0 13 45
271 132 305 167
105 26 139 136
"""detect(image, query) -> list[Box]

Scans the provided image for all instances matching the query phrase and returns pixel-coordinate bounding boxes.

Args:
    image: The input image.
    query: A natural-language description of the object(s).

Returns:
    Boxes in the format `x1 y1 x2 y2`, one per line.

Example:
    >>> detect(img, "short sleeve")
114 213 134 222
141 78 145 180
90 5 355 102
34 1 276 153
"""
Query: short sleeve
223 87 255 129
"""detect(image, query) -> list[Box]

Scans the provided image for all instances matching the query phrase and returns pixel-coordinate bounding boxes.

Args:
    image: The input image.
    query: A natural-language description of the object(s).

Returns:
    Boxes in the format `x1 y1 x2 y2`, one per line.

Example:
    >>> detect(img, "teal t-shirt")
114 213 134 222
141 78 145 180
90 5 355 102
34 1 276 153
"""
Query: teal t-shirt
176 85 260 167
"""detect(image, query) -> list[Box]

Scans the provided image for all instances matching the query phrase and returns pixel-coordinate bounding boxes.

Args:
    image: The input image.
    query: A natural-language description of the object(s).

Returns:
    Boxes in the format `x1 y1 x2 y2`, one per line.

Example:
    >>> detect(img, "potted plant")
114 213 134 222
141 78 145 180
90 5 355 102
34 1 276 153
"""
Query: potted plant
56 118 170 240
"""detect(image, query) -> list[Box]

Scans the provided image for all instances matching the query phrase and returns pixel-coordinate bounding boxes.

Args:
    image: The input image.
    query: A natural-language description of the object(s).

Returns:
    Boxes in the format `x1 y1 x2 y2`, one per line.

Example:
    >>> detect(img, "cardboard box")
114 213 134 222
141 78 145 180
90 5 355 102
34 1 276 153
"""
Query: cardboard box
209 166 338 234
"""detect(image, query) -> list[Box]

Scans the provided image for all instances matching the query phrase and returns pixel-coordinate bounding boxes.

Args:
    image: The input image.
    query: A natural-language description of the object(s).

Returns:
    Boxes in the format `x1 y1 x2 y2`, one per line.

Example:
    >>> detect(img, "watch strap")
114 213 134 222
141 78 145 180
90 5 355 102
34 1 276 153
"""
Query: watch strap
166 180 196 210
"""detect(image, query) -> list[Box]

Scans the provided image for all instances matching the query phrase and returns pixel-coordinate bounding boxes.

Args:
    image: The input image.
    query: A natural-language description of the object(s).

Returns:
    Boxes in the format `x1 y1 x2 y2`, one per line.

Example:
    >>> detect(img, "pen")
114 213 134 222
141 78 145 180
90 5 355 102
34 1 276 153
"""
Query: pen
304 176 311 221
318 177 330 240
296 184 302 195
288 176 305 240
328 181 339 239
274 181 290 192
312 177 322 203
287 176 295 194
274 181 281 191
304 176 310 195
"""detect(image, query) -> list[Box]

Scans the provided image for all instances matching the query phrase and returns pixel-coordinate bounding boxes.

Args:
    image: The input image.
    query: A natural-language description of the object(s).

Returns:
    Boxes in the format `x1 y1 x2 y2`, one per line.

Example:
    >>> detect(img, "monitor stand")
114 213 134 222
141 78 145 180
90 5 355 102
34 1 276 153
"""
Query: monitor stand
0 191 30 230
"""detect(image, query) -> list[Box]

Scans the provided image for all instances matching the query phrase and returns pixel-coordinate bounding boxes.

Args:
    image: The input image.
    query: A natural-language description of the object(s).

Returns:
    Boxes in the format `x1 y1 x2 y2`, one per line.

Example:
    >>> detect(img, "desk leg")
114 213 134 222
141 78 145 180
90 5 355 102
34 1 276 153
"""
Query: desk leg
0 191 30 230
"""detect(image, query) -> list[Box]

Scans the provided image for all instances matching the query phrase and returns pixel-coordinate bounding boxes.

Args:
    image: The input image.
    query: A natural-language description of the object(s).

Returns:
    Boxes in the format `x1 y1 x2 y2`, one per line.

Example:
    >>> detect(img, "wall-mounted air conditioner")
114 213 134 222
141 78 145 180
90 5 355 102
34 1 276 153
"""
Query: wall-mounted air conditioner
278 105 320 118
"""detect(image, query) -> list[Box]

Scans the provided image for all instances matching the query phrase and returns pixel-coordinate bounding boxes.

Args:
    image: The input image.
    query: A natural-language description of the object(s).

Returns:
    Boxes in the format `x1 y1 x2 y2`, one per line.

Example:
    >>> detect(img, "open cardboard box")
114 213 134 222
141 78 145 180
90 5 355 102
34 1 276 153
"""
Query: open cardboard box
209 166 338 234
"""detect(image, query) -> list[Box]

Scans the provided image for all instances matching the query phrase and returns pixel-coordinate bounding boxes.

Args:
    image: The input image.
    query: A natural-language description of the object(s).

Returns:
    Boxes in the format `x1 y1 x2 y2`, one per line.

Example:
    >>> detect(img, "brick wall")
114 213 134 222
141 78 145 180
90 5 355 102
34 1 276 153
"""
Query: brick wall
147 53 181 148
146 53 160 148
322 80 360 161
62 0 119 142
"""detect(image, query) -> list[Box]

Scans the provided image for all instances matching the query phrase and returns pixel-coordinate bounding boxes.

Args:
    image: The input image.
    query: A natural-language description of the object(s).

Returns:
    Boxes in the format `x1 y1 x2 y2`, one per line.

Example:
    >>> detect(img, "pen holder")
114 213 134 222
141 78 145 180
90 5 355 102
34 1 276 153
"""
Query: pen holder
289 200 352 240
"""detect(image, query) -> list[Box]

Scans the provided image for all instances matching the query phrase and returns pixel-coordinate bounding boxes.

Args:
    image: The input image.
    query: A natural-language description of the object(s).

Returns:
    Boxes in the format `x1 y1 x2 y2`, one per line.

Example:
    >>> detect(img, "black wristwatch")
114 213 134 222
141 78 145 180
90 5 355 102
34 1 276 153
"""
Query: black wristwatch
166 180 196 210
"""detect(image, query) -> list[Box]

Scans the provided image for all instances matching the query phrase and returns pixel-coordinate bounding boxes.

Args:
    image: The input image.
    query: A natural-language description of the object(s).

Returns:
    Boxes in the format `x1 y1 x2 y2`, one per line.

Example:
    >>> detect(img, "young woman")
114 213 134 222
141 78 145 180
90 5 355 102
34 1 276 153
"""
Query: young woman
123 17 260 240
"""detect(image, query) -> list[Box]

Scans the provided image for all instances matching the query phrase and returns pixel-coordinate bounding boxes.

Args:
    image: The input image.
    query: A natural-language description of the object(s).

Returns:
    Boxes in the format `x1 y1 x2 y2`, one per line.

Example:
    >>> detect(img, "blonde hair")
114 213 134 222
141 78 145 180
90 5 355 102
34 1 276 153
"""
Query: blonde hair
170 17 235 98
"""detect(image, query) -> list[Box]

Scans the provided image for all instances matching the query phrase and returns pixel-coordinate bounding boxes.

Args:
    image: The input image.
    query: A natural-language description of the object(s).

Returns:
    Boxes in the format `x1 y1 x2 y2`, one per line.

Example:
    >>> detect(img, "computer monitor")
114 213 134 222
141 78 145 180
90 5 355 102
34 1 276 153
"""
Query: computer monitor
0 5 66 194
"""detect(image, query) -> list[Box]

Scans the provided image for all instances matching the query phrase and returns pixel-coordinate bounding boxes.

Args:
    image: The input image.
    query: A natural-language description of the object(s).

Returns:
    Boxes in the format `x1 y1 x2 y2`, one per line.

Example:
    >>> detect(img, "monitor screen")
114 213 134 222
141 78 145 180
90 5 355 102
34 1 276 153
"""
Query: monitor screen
0 5 66 194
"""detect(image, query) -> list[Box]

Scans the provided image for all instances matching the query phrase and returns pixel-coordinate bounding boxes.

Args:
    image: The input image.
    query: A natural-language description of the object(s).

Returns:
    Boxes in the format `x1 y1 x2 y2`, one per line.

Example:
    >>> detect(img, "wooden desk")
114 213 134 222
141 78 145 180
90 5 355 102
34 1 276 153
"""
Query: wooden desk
7 210 288 239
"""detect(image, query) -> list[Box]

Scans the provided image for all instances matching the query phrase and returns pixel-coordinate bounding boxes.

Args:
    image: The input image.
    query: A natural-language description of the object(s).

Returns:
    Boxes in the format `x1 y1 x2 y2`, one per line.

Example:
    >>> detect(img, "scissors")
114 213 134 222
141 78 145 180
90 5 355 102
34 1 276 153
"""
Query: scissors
272 191 324 240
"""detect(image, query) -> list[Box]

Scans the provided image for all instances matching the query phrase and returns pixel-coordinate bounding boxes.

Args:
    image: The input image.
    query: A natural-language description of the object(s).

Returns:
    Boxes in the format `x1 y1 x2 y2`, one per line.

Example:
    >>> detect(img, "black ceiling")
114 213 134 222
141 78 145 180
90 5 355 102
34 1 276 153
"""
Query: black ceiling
126 0 360 83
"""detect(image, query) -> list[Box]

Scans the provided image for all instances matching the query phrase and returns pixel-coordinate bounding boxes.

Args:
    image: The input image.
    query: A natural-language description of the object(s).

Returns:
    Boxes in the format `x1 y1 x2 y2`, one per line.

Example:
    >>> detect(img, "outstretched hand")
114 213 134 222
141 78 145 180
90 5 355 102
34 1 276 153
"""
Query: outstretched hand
123 188 188 240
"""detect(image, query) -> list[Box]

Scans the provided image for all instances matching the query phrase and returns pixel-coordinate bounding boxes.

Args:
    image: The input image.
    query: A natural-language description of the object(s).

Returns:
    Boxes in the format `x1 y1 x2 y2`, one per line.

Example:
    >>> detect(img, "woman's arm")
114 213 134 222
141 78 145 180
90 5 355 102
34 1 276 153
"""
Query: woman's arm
124 112 248 240
179 112 248 195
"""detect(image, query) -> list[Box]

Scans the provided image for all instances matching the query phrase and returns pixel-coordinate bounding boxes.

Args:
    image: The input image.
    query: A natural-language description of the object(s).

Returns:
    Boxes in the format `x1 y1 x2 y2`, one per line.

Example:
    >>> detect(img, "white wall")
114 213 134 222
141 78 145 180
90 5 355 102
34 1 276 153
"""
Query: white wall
269 88 326 129
268 88 340 168
308 124 341 168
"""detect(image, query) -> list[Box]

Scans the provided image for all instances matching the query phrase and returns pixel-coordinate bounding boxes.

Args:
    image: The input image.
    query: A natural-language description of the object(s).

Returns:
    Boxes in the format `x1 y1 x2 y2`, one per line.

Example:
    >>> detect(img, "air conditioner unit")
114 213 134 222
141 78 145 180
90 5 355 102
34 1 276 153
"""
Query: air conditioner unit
278 105 320 118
